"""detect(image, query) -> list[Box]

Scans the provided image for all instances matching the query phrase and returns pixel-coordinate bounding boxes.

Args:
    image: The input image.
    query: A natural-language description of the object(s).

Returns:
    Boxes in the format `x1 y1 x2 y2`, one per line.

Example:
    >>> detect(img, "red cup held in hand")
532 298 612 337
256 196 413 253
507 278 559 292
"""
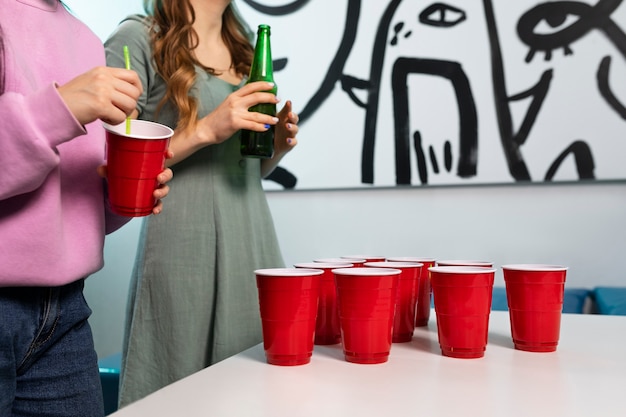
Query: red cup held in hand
103 119 173 217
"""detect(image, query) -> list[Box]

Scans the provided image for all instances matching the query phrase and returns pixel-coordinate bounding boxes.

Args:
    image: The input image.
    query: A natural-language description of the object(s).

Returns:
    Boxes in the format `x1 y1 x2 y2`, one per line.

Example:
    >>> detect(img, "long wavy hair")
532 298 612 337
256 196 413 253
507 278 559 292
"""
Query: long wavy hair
144 0 253 131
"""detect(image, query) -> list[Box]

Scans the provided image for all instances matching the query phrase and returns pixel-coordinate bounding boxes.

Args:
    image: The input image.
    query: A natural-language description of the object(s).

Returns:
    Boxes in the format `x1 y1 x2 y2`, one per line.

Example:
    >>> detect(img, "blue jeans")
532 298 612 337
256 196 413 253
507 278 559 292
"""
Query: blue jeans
0 280 104 417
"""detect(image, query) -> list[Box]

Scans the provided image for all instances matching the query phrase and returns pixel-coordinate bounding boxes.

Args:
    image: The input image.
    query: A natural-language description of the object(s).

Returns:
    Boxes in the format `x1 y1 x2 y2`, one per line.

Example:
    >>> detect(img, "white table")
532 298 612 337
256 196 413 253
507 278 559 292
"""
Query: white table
111 311 626 417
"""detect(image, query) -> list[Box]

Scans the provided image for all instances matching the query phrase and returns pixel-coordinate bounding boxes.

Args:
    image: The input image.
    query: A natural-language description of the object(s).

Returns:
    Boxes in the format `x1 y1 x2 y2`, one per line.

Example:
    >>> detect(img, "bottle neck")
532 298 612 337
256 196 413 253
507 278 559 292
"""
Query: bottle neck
249 27 275 87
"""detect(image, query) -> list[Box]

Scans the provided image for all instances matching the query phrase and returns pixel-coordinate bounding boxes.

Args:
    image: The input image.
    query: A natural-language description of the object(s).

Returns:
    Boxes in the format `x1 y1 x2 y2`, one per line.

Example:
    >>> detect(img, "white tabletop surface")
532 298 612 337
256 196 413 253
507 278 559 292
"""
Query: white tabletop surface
111 311 626 417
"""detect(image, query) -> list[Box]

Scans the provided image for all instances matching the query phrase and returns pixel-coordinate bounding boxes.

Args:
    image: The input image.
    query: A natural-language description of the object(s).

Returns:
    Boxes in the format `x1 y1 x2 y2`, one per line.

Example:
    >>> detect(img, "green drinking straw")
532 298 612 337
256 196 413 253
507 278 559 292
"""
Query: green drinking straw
123 45 131 134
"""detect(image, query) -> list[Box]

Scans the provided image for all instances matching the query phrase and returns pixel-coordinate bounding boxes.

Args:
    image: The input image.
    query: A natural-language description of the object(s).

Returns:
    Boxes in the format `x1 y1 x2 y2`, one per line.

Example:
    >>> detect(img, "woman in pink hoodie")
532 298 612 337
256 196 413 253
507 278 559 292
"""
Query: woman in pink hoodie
0 1 172 415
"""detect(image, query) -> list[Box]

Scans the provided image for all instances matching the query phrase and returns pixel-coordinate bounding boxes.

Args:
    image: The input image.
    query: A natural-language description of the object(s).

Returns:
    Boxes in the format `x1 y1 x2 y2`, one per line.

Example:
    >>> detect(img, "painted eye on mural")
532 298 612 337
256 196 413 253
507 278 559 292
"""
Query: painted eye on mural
241 0 309 15
517 1 600 63
418 2 467 28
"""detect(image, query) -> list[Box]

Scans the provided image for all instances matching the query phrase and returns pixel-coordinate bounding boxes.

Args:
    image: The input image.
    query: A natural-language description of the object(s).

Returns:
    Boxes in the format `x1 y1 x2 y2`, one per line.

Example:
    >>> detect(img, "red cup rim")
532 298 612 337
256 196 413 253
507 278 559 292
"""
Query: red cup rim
437 260 493 267
429 266 497 274
294 262 353 269
364 261 423 268
332 267 401 276
314 257 365 263
341 255 386 261
502 264 568 271
255 268 324 276
103 119 174 140
387 257 436 263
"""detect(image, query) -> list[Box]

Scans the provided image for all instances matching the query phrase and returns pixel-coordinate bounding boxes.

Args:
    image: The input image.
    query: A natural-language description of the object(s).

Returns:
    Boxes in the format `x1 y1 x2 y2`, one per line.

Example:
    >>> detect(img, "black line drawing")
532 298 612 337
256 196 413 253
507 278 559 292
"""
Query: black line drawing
342 1 479 185
512 0 626 181
391 58 477 184
241 0 626 189
242 0 360 188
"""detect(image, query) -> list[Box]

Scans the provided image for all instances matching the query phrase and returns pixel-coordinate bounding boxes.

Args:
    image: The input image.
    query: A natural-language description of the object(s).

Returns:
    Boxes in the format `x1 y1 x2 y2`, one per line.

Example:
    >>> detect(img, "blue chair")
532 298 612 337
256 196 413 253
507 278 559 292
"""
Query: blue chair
563 288 591 314
491 287 509 311
592 287 626 315
490 287 590 314
98 352 121 416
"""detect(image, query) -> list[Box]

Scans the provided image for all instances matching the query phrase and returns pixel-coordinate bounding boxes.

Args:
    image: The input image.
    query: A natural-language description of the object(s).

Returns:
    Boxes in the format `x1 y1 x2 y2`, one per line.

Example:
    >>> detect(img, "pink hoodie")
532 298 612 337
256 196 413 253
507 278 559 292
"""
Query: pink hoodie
0 0 129 287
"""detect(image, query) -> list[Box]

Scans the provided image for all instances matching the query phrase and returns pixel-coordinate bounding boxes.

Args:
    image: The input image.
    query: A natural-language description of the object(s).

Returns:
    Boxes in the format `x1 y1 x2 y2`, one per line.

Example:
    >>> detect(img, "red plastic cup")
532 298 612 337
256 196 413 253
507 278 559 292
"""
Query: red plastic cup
388 257 437 327
437 260 493 267
103 120 173 217
365 261 423 342
333 267 400 364
430 266 496 359
255 268 323 366
314 257 366 267
294 262 353 345
502 264 568 352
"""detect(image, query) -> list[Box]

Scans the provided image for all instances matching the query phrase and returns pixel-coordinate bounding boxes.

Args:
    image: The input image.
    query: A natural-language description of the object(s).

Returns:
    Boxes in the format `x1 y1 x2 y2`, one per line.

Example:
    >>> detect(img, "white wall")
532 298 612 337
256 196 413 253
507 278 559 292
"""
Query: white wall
87 181 626 358
63 0 144 40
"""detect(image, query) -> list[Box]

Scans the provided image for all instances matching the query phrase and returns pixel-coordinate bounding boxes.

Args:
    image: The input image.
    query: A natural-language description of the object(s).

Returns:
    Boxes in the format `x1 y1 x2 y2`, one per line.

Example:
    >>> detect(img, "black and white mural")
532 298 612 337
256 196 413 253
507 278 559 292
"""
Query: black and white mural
238 0 626 190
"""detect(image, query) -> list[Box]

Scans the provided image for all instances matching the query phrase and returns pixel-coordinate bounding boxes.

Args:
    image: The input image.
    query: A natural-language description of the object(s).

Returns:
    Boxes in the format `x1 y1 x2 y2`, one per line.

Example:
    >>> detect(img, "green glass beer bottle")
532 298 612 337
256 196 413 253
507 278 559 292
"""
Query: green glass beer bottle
240 24 276 159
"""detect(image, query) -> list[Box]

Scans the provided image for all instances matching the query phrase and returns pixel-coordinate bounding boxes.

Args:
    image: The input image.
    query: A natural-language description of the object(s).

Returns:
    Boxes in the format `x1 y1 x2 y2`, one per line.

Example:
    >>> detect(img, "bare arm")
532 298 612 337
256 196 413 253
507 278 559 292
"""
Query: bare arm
165 81 280 167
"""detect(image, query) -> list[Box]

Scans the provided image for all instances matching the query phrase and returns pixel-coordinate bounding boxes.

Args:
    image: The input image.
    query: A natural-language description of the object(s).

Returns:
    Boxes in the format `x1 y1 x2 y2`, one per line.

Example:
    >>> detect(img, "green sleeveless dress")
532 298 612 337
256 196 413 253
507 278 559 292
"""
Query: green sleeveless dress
105 16 285 407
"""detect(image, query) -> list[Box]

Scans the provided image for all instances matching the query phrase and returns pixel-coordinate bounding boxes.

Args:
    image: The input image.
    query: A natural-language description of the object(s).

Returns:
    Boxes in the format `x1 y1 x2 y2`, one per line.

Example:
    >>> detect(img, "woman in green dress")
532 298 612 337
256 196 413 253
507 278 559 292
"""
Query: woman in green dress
105 0 298 407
